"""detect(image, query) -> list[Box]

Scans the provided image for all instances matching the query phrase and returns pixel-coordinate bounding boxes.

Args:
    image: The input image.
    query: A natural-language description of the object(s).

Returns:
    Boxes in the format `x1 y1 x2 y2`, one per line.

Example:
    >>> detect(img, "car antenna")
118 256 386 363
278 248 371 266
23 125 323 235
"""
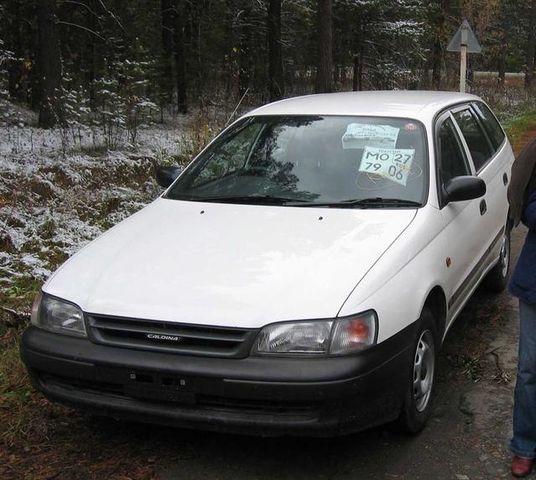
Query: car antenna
225 88 249 126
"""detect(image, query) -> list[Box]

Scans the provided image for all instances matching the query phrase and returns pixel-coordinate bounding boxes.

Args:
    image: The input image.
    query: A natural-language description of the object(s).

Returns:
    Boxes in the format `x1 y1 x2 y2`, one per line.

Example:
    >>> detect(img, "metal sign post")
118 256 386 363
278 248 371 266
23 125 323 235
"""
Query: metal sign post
460 23 468 93
447 19 481 93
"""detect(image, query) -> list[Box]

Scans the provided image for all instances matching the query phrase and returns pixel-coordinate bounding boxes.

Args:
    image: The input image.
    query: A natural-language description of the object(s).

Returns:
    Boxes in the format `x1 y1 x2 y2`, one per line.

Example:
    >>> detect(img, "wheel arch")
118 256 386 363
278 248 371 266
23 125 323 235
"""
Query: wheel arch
422 286 447 345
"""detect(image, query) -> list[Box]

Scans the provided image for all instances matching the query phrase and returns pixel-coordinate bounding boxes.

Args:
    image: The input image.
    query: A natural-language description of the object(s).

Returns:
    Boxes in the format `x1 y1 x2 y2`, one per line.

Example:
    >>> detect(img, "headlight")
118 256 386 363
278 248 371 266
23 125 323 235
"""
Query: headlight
253 311 377 356
254 321 333 354
31 292 87 337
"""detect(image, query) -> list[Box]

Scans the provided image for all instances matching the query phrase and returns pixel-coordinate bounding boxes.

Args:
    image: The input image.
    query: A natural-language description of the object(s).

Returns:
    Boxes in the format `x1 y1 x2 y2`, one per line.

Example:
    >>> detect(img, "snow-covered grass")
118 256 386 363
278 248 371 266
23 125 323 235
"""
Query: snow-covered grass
0 114 188 300
0 121 188 157
475 84 536 123
1 145 158 292
0 91 264 321
0 99 240 304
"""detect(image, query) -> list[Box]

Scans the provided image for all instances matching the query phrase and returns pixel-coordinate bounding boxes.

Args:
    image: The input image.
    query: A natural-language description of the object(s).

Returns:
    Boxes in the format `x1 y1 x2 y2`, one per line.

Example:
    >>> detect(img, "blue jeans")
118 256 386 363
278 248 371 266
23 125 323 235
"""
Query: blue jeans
512 301 536 458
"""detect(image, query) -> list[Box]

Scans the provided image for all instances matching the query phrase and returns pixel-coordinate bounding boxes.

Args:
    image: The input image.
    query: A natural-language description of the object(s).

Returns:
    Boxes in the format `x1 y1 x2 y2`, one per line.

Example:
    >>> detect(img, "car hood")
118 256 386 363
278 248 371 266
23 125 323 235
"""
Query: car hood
44 198 417 328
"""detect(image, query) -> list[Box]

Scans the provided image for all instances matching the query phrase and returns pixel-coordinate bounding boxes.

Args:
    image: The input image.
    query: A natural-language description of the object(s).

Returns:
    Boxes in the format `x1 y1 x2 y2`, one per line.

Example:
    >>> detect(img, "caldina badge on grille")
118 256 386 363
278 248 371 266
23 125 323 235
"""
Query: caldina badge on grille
89 314 254 357
146 333 183 342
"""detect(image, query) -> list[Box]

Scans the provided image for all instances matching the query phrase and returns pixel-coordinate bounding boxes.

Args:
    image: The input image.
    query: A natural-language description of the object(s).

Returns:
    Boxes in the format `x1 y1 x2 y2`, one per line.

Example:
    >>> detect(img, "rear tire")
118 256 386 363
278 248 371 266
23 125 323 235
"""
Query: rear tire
396 308 437 434
484 228 510 293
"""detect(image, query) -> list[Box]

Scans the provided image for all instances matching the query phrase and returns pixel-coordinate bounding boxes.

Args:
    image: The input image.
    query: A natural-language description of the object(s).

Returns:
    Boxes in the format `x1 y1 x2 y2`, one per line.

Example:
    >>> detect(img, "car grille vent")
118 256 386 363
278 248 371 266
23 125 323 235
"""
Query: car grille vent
87 315 258 358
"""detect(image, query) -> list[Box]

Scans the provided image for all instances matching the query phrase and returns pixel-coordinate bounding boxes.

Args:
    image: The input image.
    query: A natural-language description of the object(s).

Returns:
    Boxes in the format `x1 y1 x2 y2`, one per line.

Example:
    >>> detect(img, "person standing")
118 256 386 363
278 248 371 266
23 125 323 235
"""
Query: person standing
509 138 536 478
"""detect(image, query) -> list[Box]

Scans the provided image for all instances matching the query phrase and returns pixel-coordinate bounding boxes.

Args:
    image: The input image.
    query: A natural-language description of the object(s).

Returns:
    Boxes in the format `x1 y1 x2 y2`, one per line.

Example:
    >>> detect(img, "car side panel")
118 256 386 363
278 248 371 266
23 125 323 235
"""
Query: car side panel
339 144 514 345
475 140 514 264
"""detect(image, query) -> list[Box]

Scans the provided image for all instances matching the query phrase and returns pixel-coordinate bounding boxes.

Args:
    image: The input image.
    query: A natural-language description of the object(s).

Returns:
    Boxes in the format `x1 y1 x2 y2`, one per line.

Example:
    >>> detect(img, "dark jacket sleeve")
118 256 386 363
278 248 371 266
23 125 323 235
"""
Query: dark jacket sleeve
522 191 536 231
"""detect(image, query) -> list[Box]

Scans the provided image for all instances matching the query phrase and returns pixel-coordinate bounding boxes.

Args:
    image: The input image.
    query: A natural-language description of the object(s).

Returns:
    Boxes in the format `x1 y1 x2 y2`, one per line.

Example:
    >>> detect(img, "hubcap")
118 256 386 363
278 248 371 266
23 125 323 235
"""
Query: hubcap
413 330 435 412
500 234 510 278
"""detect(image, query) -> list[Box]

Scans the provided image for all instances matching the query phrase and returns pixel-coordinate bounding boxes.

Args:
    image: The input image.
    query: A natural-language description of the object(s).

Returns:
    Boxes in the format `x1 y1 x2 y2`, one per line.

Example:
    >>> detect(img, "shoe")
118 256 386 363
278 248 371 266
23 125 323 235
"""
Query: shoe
512 456 534 477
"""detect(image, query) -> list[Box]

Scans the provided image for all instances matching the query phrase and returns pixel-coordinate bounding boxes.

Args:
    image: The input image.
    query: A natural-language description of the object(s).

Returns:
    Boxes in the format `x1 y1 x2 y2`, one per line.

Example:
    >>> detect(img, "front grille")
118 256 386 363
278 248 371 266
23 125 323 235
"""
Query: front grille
87 314 258 358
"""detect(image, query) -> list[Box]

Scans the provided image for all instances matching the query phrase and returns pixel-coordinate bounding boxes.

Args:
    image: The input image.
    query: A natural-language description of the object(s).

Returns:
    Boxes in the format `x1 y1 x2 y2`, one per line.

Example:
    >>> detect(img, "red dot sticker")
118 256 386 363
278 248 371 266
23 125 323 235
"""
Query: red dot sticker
404 123 418 132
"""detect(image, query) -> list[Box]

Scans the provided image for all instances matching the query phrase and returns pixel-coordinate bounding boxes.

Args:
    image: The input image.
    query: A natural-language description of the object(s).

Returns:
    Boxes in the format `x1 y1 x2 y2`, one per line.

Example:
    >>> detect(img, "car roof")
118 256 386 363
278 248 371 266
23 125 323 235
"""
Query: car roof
245 90 480 123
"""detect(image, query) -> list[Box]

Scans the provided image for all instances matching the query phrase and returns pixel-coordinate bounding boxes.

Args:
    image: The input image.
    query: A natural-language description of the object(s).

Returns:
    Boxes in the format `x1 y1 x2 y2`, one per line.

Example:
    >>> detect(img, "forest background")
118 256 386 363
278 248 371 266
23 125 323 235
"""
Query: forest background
2 0 536 135
4 2 536 479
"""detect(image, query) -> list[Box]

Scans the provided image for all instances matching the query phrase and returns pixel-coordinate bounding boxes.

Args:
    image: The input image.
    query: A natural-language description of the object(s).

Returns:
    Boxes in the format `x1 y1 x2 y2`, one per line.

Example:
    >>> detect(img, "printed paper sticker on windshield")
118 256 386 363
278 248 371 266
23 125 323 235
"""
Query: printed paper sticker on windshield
342 124 400 150
358 147 415 186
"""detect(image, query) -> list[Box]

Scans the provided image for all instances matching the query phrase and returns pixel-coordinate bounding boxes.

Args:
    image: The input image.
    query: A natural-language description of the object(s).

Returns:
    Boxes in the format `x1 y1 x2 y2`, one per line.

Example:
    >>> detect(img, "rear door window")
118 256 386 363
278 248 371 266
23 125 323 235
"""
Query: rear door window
472 102 506 151
452 108 494 172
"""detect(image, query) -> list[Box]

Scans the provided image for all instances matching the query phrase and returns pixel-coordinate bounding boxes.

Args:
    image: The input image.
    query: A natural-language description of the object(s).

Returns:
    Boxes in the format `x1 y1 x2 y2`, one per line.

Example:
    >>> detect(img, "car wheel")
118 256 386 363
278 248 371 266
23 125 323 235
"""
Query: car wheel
483 228 511 293
396 308 437 434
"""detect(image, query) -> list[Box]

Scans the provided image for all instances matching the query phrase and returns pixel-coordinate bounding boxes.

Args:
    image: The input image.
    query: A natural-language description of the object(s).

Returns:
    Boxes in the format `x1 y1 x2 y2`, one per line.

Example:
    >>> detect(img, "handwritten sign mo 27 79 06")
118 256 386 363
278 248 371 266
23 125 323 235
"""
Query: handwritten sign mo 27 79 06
358 147 415 186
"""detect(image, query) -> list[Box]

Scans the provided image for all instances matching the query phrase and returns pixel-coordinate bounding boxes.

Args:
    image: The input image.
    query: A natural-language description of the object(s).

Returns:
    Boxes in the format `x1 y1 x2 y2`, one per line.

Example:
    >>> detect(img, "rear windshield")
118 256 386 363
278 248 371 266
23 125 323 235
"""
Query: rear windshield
167 115 428 207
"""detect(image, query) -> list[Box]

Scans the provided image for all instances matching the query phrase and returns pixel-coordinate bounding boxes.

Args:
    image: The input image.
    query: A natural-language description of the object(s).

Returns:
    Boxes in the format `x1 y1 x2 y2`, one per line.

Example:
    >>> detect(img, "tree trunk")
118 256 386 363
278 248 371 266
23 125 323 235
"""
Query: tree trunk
160 0 175 109
526 0 536 89
429 0 448 90
315 0 332 94
498 41 507 87
30 16 41 111
223 5 234 99
333 64 340 86
85 0 100 110
7 0 24 102
238 3 252 98
37 0 63 128
358 42 364 91
186 1 202 98
352 19 364 92
352 55 358 91
174 0 187 114
268 0 284 102
431 37 442 90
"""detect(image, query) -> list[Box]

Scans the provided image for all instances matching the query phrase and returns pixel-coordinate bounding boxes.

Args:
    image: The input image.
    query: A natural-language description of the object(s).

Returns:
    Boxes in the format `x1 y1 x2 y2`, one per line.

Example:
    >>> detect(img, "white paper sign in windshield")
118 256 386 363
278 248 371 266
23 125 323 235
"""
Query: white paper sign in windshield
358 147 415 186
342 124 400 150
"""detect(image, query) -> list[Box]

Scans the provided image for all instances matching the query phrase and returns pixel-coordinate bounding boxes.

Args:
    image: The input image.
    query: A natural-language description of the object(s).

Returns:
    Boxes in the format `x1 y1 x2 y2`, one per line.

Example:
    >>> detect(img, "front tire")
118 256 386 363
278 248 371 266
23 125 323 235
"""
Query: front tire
396 308 437 434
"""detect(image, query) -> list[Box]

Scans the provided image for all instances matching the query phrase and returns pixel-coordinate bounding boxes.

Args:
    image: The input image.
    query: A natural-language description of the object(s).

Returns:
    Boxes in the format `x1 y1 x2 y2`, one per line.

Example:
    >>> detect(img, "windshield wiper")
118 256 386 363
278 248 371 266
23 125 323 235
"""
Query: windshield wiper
290 197 422 208
342 197 422 207
176 195 420 208
183 195 308 205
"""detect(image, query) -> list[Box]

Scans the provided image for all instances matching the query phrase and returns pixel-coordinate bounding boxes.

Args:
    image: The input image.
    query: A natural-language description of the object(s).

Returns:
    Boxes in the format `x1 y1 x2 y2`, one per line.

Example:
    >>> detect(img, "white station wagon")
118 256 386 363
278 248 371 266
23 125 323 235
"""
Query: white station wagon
22 91 514 436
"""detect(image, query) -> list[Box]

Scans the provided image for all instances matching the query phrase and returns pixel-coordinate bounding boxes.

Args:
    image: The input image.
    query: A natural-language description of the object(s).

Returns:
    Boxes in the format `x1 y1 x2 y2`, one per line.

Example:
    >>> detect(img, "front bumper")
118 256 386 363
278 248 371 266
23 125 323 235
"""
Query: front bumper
21 323 416 436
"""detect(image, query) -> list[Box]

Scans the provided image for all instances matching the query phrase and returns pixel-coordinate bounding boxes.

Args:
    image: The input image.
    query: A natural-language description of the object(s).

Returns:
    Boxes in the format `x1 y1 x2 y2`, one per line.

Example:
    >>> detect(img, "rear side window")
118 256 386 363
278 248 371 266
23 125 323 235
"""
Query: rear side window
473 102 506 150
452 108 494 171
438 117 471 184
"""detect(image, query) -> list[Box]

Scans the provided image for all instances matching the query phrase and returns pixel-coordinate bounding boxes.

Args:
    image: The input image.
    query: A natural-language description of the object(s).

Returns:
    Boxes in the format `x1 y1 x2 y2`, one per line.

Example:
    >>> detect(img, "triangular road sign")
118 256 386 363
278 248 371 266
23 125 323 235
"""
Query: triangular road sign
447 19 482 53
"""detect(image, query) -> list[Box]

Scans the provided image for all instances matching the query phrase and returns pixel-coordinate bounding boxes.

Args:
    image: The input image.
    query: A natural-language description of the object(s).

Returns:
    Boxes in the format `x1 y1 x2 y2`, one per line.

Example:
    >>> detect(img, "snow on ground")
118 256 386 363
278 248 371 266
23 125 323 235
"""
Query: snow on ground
0 115 192 290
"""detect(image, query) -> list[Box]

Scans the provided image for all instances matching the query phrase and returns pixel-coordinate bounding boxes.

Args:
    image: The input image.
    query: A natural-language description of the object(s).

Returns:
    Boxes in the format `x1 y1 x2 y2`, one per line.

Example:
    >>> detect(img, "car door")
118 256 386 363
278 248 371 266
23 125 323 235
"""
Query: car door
435 111 484 325
472 99 514 230
451 104 511 278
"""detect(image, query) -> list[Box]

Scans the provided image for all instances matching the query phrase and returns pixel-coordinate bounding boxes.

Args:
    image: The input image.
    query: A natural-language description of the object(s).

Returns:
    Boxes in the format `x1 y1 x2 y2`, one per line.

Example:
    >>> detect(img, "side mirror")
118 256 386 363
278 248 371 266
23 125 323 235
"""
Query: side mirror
444 176 486 203
155 165 183 188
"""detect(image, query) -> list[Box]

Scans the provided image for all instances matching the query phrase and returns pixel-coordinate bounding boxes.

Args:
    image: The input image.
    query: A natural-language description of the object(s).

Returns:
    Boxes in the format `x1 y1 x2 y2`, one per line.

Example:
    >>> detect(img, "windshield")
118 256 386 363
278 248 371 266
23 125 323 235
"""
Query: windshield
167 115 428 207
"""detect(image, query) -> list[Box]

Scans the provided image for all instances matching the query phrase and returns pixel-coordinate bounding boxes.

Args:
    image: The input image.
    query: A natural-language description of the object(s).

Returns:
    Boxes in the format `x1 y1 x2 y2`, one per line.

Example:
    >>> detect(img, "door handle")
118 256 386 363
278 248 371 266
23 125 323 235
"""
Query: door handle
480 199 487 215
503 173 508 186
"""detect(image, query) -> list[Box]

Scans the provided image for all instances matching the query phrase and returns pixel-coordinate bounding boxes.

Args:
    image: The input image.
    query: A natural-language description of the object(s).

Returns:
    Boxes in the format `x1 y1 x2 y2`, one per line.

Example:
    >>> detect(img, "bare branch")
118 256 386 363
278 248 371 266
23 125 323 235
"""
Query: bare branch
57 20 106 40
61 0 101 20
97 0 126 33
226 88 249 126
